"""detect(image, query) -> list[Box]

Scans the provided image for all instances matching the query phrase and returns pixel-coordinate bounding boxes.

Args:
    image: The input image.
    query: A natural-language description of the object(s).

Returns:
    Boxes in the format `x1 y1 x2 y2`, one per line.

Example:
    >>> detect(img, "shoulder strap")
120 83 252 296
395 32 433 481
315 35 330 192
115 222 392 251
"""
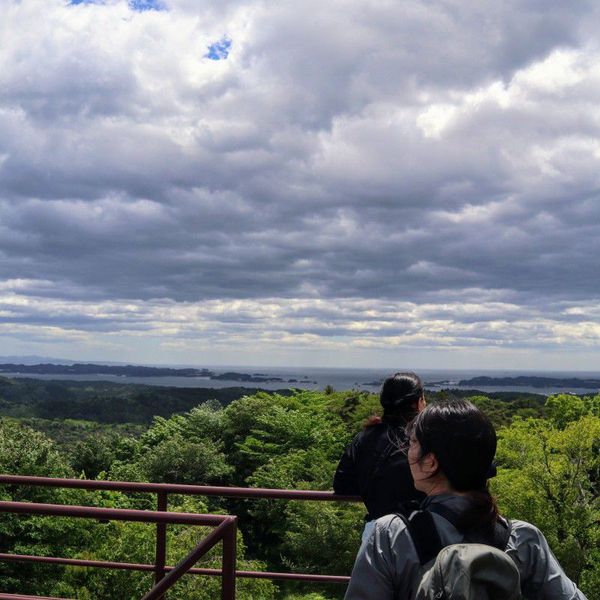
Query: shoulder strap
396 510 443 565
491 518 512 550
403 505 513 565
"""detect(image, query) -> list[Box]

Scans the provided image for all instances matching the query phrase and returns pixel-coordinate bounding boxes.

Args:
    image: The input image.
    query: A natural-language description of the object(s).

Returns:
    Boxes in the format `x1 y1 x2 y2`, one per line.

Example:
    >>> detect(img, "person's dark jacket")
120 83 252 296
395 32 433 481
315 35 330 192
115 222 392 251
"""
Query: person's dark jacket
333 418 425 520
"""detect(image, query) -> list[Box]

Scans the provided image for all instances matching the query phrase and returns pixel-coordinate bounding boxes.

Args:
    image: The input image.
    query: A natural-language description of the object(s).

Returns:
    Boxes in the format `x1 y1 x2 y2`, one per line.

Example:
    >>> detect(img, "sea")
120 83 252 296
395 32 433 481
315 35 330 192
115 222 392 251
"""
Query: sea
2 366 600 396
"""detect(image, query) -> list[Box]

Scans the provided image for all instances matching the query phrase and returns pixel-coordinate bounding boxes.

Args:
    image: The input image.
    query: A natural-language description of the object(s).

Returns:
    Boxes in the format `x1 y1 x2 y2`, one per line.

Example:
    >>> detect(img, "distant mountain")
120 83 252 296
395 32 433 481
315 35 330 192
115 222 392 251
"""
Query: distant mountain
459 376 600 390
0 363 212 378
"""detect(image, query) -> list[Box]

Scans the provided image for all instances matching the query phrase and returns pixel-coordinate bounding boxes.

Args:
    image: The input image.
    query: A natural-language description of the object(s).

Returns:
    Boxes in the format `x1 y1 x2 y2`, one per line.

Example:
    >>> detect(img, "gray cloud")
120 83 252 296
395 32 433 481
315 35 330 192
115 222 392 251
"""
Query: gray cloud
1 0 600 366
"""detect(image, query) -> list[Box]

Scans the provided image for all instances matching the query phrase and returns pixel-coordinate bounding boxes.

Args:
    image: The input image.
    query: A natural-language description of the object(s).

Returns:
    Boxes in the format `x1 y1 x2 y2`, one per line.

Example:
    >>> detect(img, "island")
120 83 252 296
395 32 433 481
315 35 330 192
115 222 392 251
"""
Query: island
209 371 285 383
0 363 213 377
458 376 600 389
0 363 319 385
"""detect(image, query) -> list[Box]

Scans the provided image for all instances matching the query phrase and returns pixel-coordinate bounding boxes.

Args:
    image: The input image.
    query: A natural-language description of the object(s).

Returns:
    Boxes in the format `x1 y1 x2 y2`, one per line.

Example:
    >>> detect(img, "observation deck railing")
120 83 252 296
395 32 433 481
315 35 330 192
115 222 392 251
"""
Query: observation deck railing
0 474 360 600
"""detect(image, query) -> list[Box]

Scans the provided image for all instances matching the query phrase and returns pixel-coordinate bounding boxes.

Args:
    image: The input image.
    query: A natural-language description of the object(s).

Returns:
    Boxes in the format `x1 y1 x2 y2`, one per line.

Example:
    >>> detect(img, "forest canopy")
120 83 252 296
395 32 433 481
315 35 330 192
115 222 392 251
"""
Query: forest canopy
0 381 598 599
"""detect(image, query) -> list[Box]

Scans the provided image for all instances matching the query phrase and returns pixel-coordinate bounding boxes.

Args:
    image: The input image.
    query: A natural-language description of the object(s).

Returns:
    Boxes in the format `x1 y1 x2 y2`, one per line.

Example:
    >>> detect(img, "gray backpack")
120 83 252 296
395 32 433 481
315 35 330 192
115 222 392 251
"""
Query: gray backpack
402 509 522 600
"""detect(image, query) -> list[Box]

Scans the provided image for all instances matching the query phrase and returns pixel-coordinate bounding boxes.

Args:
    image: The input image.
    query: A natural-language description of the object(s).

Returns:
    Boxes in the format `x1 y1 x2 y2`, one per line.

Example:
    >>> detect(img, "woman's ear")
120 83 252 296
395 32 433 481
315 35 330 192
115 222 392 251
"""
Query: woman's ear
420 452 438 477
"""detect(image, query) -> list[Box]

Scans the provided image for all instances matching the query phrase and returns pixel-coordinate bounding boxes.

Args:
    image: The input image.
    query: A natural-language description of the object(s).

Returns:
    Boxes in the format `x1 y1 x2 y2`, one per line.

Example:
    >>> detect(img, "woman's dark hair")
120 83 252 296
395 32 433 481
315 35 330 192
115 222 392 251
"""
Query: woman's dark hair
409 399 499 532
379 372 423 420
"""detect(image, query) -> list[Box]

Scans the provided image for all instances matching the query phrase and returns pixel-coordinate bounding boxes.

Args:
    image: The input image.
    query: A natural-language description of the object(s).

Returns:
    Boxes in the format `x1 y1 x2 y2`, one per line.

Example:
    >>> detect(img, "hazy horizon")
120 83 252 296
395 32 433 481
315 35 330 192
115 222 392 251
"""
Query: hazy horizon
2 355 600 377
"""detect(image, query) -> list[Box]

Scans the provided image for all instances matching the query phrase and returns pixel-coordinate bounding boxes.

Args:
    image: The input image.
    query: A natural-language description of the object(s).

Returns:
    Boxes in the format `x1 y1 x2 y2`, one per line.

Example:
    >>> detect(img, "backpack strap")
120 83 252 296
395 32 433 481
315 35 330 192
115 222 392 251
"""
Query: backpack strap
396 510 443 565
399 506 514 567
491 517 512 550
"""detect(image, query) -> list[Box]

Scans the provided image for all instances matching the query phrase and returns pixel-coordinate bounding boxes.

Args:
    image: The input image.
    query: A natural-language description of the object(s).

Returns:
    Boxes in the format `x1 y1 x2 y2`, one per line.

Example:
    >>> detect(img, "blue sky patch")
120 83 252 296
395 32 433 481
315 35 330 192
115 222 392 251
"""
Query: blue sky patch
69 0 165 9
205 37 232 61
129 0 166 11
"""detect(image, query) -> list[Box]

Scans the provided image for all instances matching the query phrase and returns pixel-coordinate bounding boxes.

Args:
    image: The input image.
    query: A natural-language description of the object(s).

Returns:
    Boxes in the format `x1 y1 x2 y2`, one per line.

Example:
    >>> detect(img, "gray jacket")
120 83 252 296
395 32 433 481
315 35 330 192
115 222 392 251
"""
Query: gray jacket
344 494 588 600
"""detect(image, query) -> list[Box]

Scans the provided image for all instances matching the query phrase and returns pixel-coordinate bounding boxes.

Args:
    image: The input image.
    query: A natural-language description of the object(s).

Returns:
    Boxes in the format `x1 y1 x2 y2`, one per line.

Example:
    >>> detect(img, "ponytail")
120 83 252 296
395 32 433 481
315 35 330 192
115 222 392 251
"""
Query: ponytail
458 488 499 533
364 410 417 429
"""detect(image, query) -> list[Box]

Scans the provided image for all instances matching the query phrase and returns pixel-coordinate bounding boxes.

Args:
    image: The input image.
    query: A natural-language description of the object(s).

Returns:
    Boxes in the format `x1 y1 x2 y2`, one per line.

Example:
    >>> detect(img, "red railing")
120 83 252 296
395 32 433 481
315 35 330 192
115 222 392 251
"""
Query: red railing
0 474 360 599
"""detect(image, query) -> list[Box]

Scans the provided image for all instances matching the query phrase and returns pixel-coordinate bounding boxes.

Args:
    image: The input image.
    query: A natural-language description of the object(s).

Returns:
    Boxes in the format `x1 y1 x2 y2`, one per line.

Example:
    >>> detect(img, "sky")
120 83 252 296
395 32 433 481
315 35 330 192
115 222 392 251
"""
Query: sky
1 0 600 370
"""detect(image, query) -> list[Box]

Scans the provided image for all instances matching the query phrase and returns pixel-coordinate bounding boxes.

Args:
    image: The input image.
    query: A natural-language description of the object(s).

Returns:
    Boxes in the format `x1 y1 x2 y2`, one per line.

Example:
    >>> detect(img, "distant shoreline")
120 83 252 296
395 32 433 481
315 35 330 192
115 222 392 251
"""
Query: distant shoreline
1 363 599 395
0 363 316 385
0 362 210 377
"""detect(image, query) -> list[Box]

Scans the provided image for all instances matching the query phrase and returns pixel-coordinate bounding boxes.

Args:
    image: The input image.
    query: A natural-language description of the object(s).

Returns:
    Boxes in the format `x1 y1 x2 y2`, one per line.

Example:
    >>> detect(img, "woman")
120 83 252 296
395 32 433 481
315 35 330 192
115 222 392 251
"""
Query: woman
333 372 427 543
344 400 588 600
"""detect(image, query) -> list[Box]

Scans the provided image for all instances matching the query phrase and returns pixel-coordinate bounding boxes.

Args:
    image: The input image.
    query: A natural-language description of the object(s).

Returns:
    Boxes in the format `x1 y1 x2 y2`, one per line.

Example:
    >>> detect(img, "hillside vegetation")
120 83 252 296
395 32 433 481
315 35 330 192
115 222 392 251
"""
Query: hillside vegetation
0 376 290 423
0 382 598 599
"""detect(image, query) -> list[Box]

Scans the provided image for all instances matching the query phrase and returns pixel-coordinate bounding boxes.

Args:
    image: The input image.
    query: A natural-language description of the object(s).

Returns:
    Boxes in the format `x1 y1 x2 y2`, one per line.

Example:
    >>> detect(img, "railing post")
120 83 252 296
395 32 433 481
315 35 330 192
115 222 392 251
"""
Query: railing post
154 492 168 598
221 516 237 600
142 519 232 600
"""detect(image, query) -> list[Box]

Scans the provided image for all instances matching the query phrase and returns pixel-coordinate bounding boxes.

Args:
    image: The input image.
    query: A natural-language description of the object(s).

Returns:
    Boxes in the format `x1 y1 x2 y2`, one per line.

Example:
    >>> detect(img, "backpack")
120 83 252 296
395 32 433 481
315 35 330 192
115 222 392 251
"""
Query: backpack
400 508 522 600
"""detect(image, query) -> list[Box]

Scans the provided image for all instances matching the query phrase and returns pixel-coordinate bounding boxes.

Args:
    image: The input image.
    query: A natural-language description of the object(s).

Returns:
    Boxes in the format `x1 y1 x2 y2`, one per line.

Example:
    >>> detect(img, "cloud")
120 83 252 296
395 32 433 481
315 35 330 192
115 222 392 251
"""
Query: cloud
1 292 598 360
1 0 600 367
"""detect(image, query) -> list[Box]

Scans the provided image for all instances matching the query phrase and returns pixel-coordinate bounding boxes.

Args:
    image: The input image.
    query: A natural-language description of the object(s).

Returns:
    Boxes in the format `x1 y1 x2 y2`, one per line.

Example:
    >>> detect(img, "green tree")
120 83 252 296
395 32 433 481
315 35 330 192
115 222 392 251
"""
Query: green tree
70 434 120 479
0 420 100 595
139 435 233 484
493 414 600 598
467 395 513 428
232 394 352 586
109 403 233 487
53 495 276 600
545 394 588 428
282 501 363 575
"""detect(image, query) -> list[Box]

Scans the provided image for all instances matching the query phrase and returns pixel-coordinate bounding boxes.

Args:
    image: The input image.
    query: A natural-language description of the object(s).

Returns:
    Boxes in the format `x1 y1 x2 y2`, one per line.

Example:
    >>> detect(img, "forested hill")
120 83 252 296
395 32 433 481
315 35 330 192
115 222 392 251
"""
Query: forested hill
0 376 292 423
0 386 597 599
0 363 293 383
0 375 550 425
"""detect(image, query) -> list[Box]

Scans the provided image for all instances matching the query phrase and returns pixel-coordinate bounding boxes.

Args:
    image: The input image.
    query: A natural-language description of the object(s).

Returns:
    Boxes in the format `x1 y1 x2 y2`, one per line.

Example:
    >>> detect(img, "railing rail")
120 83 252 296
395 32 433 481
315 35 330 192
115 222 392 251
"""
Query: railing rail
0 474 358 501
0 474 360 598
0 499 237 599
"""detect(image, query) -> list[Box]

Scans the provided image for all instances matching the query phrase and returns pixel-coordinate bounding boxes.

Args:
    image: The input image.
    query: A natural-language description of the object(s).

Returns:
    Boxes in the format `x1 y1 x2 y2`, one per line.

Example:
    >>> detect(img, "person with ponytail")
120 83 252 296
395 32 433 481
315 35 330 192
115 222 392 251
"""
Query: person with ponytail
333 372 427 543
343 400 588 600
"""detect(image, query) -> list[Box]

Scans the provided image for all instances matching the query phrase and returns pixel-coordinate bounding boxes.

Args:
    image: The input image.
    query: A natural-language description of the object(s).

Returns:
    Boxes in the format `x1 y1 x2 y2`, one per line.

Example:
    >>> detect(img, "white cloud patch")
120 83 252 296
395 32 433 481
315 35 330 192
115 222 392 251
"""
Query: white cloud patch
1 293 597 354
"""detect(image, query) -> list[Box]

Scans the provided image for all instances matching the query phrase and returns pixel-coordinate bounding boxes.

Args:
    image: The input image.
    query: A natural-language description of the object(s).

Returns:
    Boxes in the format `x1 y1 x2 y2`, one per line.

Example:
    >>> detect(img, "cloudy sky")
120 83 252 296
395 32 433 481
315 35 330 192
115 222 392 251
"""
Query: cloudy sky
1 0 600 370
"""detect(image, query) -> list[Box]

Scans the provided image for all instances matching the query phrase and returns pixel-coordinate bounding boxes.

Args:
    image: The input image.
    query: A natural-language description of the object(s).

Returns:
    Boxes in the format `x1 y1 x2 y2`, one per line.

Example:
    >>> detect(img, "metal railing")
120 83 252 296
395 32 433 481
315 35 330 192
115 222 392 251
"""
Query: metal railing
0 474 360 599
